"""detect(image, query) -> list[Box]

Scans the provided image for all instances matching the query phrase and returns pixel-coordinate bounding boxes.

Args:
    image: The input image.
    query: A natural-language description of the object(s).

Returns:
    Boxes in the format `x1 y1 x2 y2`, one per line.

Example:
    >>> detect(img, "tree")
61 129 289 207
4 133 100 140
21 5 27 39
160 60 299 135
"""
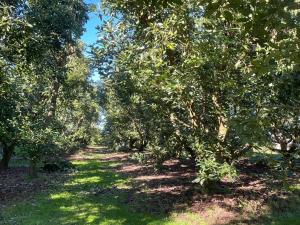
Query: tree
0 0 100 176
0 1 32 169
94 0 300 185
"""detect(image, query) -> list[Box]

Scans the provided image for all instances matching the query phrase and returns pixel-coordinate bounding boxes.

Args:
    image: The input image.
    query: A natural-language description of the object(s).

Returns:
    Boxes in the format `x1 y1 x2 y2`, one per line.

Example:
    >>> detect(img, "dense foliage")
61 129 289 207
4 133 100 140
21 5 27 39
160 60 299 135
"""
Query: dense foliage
0 0 100 176
94 0 300 185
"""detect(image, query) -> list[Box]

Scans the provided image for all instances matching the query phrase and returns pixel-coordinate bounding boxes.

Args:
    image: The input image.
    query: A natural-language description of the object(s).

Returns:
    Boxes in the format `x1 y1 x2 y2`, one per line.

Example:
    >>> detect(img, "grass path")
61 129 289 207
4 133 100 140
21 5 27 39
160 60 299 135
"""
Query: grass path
1 147 300 225
1 147 205 225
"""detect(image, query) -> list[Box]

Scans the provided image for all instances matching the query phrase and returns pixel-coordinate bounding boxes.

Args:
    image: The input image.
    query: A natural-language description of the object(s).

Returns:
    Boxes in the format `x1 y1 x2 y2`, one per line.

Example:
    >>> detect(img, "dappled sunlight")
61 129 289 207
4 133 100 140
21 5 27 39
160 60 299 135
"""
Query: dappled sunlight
2 148 299 225
50 192 74 200
1 148 179 224
72 176 103 184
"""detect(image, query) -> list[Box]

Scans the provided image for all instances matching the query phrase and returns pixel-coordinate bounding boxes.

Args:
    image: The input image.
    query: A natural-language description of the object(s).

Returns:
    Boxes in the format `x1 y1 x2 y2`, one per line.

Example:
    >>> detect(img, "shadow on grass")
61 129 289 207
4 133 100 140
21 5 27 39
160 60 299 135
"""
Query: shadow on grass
1 150 171 225
2 147 300 225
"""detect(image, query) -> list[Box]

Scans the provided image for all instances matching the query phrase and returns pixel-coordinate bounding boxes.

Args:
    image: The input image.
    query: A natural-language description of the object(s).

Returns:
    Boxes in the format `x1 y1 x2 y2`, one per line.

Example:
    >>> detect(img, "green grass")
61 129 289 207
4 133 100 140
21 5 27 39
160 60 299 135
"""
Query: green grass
1 149 205 225
2 148 300 225
271 217 300 225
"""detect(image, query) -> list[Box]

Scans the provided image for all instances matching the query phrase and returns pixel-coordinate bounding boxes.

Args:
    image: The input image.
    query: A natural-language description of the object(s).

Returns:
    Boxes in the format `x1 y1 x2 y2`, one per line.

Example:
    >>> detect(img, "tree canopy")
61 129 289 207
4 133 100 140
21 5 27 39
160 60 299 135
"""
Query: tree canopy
0 0 100 176
1 0 299 184
93 0 300 185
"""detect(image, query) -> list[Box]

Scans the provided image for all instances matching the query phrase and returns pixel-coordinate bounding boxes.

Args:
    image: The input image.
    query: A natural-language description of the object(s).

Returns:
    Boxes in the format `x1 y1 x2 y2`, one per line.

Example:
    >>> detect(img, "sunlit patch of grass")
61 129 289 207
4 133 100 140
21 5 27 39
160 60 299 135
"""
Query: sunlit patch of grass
288 183 300 192
73 176 103 184
50 192 74 200
2 147 300 225
2 148 205 225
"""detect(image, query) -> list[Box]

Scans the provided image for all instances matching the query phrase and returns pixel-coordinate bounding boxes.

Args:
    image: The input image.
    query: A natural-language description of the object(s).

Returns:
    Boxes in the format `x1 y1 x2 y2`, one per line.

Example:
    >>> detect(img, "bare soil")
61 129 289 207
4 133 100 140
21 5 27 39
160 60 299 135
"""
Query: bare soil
103 151 300 225
0 167 69 209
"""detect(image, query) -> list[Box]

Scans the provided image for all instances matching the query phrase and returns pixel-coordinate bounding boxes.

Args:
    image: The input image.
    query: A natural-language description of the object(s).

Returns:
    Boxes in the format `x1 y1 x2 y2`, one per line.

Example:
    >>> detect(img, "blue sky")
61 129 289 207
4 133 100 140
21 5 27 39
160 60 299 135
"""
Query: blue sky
81 0 103 81
81 0 102 48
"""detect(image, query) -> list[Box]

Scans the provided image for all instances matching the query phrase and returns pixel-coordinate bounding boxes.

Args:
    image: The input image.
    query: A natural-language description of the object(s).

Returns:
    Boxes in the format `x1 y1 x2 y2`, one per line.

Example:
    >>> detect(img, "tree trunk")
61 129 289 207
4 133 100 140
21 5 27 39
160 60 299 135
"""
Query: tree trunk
129 138 137 150
138 140 147 152
28 160 38 178
185 146 196 166
212 94 228 141
0 144 14 170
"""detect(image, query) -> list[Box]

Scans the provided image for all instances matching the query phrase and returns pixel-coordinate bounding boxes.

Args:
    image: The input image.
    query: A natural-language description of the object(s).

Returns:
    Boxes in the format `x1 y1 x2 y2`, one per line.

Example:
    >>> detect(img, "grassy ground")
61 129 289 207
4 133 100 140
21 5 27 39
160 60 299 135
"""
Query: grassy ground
1 148 205 225
1 147 299 225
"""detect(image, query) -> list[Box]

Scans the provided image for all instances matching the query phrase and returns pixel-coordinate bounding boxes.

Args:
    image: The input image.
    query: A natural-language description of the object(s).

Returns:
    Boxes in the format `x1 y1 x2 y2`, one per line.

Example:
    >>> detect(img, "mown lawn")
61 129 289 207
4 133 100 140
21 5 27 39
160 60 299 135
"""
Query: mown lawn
0 148 205 225
1 147 299 225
